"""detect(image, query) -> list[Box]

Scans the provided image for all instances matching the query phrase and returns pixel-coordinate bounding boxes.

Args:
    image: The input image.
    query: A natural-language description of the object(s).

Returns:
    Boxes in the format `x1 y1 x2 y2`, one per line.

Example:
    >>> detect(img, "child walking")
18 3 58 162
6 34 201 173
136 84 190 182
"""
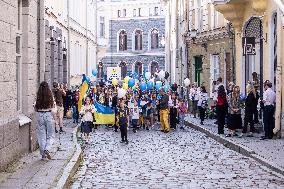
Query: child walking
117 99 129 144
132 101 140 133
179 99 187 129
80 97 95 144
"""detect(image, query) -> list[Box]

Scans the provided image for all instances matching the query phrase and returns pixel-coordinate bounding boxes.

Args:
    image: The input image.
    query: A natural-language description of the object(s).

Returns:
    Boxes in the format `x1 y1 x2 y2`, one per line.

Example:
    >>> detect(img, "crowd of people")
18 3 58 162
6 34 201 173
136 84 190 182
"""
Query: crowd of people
33 72 276 160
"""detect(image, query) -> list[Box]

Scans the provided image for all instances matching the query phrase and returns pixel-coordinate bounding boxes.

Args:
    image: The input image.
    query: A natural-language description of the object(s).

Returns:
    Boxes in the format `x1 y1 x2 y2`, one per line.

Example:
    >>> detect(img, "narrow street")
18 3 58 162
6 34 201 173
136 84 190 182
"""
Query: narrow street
71 126 284 189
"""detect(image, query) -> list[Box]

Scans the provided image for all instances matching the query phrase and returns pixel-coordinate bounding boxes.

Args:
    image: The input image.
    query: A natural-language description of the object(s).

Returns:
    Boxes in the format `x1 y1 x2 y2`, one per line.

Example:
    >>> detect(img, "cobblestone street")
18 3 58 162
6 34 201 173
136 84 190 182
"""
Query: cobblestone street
71 126 284 189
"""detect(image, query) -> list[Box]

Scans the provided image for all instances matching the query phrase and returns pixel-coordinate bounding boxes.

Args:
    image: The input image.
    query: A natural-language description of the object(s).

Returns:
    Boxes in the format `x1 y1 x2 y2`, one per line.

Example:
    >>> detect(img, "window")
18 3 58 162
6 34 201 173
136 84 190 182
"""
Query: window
119 30 127 51
150 61 159 76
119 62 127 79
134 62 143 75
134 30 142 51
150 29 159 49
210 54 219 97
118 10 121 17
123 9 126 17
138 8 141 16
99 16 105 37
133 9 136 17
17 0 22 111
154 7 159 16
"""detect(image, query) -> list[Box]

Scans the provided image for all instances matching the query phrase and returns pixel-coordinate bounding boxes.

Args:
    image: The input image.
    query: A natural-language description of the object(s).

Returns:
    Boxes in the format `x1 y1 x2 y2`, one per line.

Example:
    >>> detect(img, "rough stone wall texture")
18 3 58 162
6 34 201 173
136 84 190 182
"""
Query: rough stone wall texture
188 37 231 92
101 17 165 73
0 0 39 171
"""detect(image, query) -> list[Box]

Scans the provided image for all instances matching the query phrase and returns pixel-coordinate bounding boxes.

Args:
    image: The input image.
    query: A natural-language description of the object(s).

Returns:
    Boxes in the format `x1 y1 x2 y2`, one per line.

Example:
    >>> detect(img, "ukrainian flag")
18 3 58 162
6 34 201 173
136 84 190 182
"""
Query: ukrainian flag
94 101 115 125
78 81 89 112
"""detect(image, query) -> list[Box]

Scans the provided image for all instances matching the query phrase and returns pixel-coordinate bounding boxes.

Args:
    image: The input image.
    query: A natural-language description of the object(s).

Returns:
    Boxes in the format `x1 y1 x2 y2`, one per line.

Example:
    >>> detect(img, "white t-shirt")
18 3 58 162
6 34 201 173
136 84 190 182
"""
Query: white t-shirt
132 106 140 120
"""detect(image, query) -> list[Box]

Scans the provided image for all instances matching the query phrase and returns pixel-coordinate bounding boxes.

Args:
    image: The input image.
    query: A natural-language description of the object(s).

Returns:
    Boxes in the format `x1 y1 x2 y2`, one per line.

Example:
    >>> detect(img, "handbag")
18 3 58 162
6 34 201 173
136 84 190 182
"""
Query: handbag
66 108 73 119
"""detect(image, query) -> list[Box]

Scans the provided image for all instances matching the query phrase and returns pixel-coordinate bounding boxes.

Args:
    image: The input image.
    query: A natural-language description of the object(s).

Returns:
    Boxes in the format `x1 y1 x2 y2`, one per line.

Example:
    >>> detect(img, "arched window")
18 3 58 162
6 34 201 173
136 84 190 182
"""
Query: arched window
119 30 127 51
134 30 142 50
150 61 159 76
97 61 104 79
119 61 127 79
151 29 159 49
134 62 143 76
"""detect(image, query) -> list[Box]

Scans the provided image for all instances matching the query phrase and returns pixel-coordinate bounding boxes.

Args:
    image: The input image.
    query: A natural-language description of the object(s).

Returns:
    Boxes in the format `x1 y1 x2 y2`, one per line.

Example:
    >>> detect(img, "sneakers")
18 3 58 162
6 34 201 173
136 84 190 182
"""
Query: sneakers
44 150 51 160
200 121 204 125
59 128 64 133
120 140 125 143
247 132 253 137
125 140 129 145
55 128 58 133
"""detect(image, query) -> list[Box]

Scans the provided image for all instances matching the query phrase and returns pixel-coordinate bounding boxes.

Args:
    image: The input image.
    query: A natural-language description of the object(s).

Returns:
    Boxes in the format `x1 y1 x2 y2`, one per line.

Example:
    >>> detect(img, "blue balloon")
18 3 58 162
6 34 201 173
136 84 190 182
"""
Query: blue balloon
82 74 86 83
164 84 170 92
139 82 147 91
85 76 90 83
155 84 161 90
147 81 154 90
92 69 98 76
128 79 135 88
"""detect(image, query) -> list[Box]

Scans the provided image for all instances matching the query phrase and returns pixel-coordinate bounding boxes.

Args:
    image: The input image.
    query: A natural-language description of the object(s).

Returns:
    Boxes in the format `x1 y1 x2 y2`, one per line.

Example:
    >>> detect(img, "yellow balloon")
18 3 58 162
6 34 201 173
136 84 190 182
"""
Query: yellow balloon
123 83 128 90
112 78 118 86
124 76 130 84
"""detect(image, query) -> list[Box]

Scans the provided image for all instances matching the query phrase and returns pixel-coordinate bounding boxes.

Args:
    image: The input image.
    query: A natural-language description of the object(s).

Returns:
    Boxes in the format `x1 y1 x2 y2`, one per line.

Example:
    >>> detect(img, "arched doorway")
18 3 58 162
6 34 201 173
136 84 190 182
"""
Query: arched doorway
119 61 127 79
243 17 263 94
150 61 159 76
134 62 143 76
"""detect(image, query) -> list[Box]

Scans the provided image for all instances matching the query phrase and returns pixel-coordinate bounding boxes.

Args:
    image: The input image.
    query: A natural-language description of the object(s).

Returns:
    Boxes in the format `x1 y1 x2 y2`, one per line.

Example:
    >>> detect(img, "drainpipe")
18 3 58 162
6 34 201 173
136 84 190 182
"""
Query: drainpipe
67 0 71 86
39 0 45 82
86 0 89 75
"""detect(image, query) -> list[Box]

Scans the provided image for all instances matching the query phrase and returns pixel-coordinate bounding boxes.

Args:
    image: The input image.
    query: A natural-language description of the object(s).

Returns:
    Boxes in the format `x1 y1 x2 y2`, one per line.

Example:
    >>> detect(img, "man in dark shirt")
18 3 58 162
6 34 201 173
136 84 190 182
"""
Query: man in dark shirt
158 88 170 133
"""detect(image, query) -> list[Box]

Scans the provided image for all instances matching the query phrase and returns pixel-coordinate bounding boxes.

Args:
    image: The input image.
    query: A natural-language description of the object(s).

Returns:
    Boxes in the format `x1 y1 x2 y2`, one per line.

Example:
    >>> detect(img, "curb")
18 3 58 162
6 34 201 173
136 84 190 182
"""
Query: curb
185 121 284 176
55 126 82 189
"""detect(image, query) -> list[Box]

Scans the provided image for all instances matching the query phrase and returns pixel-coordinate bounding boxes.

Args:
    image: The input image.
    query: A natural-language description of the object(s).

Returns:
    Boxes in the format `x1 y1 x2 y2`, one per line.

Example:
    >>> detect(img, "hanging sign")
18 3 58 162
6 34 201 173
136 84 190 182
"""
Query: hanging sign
242 37 256 56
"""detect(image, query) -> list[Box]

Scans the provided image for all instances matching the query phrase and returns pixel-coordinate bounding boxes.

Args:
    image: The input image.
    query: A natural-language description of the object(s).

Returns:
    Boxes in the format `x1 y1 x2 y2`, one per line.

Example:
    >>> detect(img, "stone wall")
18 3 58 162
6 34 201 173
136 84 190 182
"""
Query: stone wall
188 36 231 93
0 0 39 171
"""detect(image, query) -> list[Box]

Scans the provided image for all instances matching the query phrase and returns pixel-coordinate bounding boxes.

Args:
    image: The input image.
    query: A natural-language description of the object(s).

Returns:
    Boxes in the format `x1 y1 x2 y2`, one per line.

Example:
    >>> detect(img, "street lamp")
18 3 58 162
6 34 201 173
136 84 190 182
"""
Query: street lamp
188 29 197 43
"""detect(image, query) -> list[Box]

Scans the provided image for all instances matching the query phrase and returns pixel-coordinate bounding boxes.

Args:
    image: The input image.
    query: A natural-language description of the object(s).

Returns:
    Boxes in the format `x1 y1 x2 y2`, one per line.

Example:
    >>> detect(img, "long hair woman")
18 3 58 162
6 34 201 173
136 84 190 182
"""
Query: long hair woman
216 85 227 134
243 83 258 137
34 81 56 160
227 86 242 137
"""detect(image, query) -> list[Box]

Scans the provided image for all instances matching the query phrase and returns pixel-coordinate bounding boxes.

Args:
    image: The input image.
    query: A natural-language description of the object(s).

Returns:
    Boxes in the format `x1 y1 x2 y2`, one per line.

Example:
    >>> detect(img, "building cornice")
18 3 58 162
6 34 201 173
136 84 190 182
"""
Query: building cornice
185 27 229 44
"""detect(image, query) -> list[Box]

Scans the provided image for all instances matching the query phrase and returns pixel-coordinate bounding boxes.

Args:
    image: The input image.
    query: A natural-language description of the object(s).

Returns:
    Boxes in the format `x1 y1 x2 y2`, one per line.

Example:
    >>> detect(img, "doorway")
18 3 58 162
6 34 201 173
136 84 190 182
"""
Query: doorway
194 56 203 86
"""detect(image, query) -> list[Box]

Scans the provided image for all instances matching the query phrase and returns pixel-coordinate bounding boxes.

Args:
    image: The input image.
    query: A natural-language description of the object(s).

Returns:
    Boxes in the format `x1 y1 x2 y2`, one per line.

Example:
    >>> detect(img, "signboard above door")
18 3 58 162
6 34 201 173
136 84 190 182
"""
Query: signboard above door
242 37 256 56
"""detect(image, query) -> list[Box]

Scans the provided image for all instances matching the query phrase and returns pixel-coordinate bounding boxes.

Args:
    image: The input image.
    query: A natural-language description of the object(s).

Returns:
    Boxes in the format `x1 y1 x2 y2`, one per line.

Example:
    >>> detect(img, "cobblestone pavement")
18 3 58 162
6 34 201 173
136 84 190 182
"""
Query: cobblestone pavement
185 116 284 170
71 126 284 189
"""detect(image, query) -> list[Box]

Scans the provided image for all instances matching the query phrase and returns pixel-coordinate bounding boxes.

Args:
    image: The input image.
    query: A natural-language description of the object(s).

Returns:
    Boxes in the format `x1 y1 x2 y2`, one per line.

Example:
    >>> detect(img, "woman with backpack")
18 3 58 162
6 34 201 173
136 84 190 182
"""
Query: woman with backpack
197 86 208 125
227 85 242 137
216 85 227 134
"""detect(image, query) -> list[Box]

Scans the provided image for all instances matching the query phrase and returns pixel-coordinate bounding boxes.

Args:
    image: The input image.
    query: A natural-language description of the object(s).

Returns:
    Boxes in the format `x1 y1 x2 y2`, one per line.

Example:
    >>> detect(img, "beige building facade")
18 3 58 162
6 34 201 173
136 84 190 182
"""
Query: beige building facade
213 0 284 137
164 0 231 96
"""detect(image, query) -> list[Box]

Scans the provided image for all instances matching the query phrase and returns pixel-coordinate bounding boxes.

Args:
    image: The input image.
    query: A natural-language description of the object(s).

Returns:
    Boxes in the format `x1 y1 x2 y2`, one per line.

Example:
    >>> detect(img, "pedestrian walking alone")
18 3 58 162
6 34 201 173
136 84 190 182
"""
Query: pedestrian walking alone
80 97 95 144
117 99 129 144
34 81 56 160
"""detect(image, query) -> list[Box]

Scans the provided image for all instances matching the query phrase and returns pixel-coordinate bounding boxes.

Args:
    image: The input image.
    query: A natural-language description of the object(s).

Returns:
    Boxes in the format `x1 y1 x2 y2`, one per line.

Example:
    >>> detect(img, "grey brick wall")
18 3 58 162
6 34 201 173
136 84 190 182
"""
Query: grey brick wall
100 17 165 74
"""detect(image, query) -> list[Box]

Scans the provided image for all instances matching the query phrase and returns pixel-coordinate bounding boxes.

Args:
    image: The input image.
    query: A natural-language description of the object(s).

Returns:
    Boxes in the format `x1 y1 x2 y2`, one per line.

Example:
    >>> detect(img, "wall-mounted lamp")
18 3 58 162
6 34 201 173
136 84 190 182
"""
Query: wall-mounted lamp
188 29 197 44
201 43 208 51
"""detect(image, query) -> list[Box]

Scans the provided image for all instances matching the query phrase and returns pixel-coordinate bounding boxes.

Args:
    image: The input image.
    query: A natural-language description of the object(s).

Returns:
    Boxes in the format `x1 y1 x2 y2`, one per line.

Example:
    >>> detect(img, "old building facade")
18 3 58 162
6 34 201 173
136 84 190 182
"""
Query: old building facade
164 0 231 95
98 0 166 79
0 0 40 171
213 0 284 137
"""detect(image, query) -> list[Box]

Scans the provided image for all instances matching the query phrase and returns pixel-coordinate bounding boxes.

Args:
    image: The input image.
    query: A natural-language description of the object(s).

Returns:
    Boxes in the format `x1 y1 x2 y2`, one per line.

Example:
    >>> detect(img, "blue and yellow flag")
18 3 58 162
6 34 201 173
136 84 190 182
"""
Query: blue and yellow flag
94 101 115 125
78 81 89 112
